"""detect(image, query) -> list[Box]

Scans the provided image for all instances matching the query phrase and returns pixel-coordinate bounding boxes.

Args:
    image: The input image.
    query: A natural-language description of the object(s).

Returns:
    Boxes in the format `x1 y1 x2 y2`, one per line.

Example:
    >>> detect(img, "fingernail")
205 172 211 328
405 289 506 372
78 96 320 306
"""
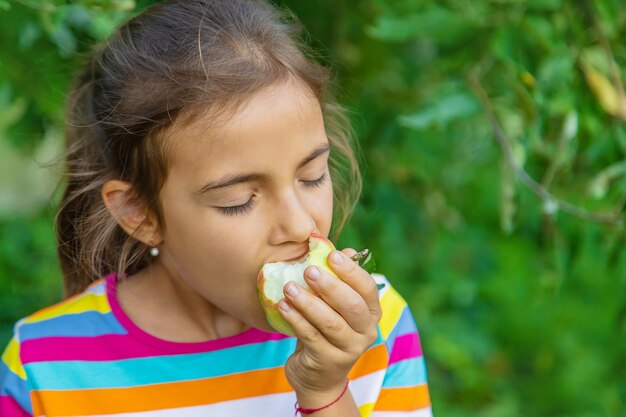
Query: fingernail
278 299 290 312
285 282 300 297
331 251 343 265
307 266 320 281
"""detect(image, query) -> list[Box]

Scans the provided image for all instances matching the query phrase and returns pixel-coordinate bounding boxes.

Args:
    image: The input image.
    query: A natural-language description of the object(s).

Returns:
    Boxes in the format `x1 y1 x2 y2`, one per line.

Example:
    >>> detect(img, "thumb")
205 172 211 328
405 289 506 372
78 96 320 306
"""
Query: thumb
341 248 358 259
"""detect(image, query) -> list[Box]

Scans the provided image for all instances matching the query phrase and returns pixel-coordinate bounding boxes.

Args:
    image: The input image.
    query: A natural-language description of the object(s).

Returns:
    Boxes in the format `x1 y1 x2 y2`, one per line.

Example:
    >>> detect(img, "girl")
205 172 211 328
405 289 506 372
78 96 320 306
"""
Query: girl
0 0 432 416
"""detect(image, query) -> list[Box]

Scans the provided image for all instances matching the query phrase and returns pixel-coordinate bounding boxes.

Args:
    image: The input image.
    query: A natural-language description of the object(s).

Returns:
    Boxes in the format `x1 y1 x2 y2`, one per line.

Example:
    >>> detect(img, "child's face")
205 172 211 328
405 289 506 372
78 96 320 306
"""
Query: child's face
154 79 334 332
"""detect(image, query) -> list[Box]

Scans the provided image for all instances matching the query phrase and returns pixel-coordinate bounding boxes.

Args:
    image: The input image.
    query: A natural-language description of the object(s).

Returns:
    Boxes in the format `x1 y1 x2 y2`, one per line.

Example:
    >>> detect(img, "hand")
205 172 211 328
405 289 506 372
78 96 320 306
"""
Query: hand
277 248 383 408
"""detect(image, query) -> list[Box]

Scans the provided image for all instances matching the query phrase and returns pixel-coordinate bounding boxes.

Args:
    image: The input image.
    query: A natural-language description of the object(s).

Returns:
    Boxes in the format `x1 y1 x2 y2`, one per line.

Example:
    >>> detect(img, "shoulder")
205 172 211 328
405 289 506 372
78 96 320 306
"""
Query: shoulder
12 277 111 344
372 273 417 342
371 274 432 412
0 279 108 416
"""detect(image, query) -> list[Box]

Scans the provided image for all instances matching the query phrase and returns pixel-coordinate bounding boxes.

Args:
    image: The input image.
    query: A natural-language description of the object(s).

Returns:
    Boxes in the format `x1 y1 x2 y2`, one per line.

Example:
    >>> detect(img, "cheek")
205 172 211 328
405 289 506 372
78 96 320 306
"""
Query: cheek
159 198 223 271
165 212 241 265
312 177 334 235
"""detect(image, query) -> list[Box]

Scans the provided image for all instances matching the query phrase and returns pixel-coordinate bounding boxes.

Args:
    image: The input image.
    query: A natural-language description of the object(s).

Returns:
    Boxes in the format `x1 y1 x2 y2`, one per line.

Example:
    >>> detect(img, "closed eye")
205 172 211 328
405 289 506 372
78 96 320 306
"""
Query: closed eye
216 197 256 216
301 173 327 188
217 173 328 216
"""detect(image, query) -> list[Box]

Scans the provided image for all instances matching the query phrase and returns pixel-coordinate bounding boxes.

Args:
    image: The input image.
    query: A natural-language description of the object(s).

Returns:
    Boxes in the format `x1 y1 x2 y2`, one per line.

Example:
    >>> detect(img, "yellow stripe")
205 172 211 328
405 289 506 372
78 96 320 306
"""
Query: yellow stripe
378 286 407 339
1 338 26 380
25 292 110 324
358 401 375 416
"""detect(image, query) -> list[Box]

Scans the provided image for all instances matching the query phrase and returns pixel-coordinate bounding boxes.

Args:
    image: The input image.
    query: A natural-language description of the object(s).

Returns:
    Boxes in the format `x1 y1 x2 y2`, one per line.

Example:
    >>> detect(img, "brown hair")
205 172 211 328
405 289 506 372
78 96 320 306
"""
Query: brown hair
56 0 362 297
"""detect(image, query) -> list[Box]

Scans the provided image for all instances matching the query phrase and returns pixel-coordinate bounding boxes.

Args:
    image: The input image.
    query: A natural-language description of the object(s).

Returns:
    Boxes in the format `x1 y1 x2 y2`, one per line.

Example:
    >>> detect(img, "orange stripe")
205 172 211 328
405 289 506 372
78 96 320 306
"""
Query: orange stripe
32 366 292 416
31 392 43 417
349 343 388 380
373 384 431 411
32 341 390 416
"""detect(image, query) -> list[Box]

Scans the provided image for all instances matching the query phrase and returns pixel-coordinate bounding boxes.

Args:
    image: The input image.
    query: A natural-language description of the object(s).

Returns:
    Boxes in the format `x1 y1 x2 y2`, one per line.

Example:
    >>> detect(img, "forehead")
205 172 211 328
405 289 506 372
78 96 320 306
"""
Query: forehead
165 80 325 174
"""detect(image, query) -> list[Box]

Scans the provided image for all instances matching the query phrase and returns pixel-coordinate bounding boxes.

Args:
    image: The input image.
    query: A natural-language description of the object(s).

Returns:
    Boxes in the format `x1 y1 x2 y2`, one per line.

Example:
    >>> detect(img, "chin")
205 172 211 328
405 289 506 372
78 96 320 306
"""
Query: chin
254 320 279 334
243 304 280 334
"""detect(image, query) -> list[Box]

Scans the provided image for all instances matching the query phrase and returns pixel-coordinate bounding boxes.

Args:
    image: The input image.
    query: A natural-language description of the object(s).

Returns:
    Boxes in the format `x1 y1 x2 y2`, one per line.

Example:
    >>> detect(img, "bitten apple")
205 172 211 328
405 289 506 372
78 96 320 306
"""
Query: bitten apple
257 233 338 336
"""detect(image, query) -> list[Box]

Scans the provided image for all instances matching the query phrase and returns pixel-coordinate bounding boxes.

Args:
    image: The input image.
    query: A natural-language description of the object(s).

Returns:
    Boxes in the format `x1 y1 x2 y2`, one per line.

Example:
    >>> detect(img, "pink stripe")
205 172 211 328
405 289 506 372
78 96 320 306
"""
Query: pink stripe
22 273 290 363
21 329 288 364
0 395 31 417
389 332 423 365
103 273 288 355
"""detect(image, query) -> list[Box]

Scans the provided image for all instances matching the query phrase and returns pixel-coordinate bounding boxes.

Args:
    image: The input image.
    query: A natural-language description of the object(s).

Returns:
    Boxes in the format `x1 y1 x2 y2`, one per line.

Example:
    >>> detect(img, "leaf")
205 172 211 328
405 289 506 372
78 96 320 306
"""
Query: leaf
88 13 121 40
542 198 559 216
352 249 377 274
0 98 27 131
65 5 93 30
399 92 480 131
527 0 564 11
587 161 626 199
594 0 619 39
561 111 578 142
360 251 377 274
580 58 626 119
50 24 76 57
110 0 136 11
537 53 576 88
0 127 63 217
18 22 41 50
581 46 611 74
366 6 478 44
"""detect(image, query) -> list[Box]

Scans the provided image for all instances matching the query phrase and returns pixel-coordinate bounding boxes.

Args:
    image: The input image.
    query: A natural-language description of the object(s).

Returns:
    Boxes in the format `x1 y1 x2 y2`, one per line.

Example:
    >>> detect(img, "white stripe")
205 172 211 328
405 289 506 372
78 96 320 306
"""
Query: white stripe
372 273 391 299
350 368 386 405
85 281 106 295
372 407 434 417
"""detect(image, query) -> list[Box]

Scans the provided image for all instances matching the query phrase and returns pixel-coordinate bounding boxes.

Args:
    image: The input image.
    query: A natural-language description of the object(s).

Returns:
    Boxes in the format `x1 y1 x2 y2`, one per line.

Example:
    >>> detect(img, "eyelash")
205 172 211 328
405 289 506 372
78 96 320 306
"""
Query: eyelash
304 172 328 189
217 173 328 216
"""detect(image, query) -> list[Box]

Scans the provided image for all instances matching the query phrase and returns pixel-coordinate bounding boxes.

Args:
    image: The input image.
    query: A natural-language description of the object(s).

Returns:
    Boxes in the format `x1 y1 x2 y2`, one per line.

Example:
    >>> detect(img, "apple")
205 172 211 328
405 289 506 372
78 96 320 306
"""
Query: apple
257 233 338 336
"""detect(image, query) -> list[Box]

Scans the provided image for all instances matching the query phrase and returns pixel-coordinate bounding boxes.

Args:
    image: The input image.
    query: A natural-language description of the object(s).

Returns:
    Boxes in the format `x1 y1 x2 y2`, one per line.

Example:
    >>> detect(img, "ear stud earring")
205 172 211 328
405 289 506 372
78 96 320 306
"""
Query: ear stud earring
149 246 160 257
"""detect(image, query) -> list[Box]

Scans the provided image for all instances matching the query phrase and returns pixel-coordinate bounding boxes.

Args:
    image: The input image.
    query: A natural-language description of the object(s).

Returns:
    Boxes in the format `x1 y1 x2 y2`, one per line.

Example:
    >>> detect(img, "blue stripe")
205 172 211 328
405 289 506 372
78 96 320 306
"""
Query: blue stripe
382 356 428 388
25 337 298 390
0 358 33 414
384 307 417 353
19 311 126 341
372 325 385 347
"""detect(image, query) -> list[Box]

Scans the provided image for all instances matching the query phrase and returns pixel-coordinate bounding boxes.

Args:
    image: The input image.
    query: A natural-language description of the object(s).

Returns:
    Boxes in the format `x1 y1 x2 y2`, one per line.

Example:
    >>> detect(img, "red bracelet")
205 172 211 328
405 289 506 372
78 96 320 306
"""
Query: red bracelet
294 380 350 416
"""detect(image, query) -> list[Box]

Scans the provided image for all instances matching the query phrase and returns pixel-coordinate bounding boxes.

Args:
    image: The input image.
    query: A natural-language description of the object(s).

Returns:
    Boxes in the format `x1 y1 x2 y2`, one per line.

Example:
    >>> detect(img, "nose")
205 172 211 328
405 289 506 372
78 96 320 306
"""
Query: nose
268 188 316 245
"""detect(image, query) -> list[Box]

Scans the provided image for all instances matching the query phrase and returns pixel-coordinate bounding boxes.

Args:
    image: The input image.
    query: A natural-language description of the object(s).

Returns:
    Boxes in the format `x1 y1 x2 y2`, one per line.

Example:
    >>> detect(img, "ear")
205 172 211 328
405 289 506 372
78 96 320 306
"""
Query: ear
101 180 162 246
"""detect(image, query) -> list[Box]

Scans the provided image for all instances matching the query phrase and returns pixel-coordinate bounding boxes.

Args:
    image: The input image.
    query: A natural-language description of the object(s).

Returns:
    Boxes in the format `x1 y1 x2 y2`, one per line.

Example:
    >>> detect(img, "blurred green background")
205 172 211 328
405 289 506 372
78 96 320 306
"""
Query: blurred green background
1 0 625 415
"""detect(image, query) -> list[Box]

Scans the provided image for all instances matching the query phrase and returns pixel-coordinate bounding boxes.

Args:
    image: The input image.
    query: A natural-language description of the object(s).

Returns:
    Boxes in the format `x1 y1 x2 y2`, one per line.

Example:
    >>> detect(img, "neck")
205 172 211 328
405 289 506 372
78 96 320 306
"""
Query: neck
117 262 249 342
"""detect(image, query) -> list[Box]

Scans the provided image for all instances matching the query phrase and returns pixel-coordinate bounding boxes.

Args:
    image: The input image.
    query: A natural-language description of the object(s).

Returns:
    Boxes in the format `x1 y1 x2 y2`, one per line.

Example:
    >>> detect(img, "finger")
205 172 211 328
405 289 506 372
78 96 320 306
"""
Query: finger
304 264 375 336
276 292 335 352
283 280 357 351
326 250 382 320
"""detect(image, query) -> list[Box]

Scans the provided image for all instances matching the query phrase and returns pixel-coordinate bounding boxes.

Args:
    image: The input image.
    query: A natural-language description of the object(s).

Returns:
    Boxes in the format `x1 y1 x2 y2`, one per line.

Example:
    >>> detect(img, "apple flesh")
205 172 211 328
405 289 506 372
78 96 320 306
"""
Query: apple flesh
257 233 338 336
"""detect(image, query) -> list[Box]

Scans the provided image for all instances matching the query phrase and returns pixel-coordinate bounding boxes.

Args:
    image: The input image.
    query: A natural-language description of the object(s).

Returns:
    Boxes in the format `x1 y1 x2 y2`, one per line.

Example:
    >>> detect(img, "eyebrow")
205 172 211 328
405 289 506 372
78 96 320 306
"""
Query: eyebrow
197 143 330 194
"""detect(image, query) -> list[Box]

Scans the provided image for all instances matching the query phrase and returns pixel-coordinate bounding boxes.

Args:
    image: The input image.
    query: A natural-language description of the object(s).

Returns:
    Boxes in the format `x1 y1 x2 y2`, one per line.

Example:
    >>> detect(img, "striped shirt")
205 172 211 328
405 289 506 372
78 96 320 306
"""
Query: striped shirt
1 273 432 416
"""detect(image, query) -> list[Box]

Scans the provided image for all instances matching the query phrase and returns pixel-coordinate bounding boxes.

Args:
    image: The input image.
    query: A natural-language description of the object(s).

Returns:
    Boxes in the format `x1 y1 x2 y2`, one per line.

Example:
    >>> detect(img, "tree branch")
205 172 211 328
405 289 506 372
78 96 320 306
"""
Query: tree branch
467 70 622 226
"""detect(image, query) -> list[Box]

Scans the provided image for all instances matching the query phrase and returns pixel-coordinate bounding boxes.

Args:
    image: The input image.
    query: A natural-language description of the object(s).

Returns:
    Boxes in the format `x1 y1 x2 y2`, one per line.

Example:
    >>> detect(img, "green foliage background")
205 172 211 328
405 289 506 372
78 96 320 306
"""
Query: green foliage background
1 0 625 415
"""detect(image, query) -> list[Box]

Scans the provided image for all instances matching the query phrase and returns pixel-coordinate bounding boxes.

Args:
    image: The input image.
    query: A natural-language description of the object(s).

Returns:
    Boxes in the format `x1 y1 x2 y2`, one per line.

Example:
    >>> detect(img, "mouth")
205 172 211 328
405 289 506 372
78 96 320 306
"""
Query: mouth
283 252 309 263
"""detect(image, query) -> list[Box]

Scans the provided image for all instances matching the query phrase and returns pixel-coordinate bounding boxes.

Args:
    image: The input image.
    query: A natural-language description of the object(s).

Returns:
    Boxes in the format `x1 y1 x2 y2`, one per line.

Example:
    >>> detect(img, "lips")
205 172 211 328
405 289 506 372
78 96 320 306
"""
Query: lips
267 249 309 264
283 251 309 263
